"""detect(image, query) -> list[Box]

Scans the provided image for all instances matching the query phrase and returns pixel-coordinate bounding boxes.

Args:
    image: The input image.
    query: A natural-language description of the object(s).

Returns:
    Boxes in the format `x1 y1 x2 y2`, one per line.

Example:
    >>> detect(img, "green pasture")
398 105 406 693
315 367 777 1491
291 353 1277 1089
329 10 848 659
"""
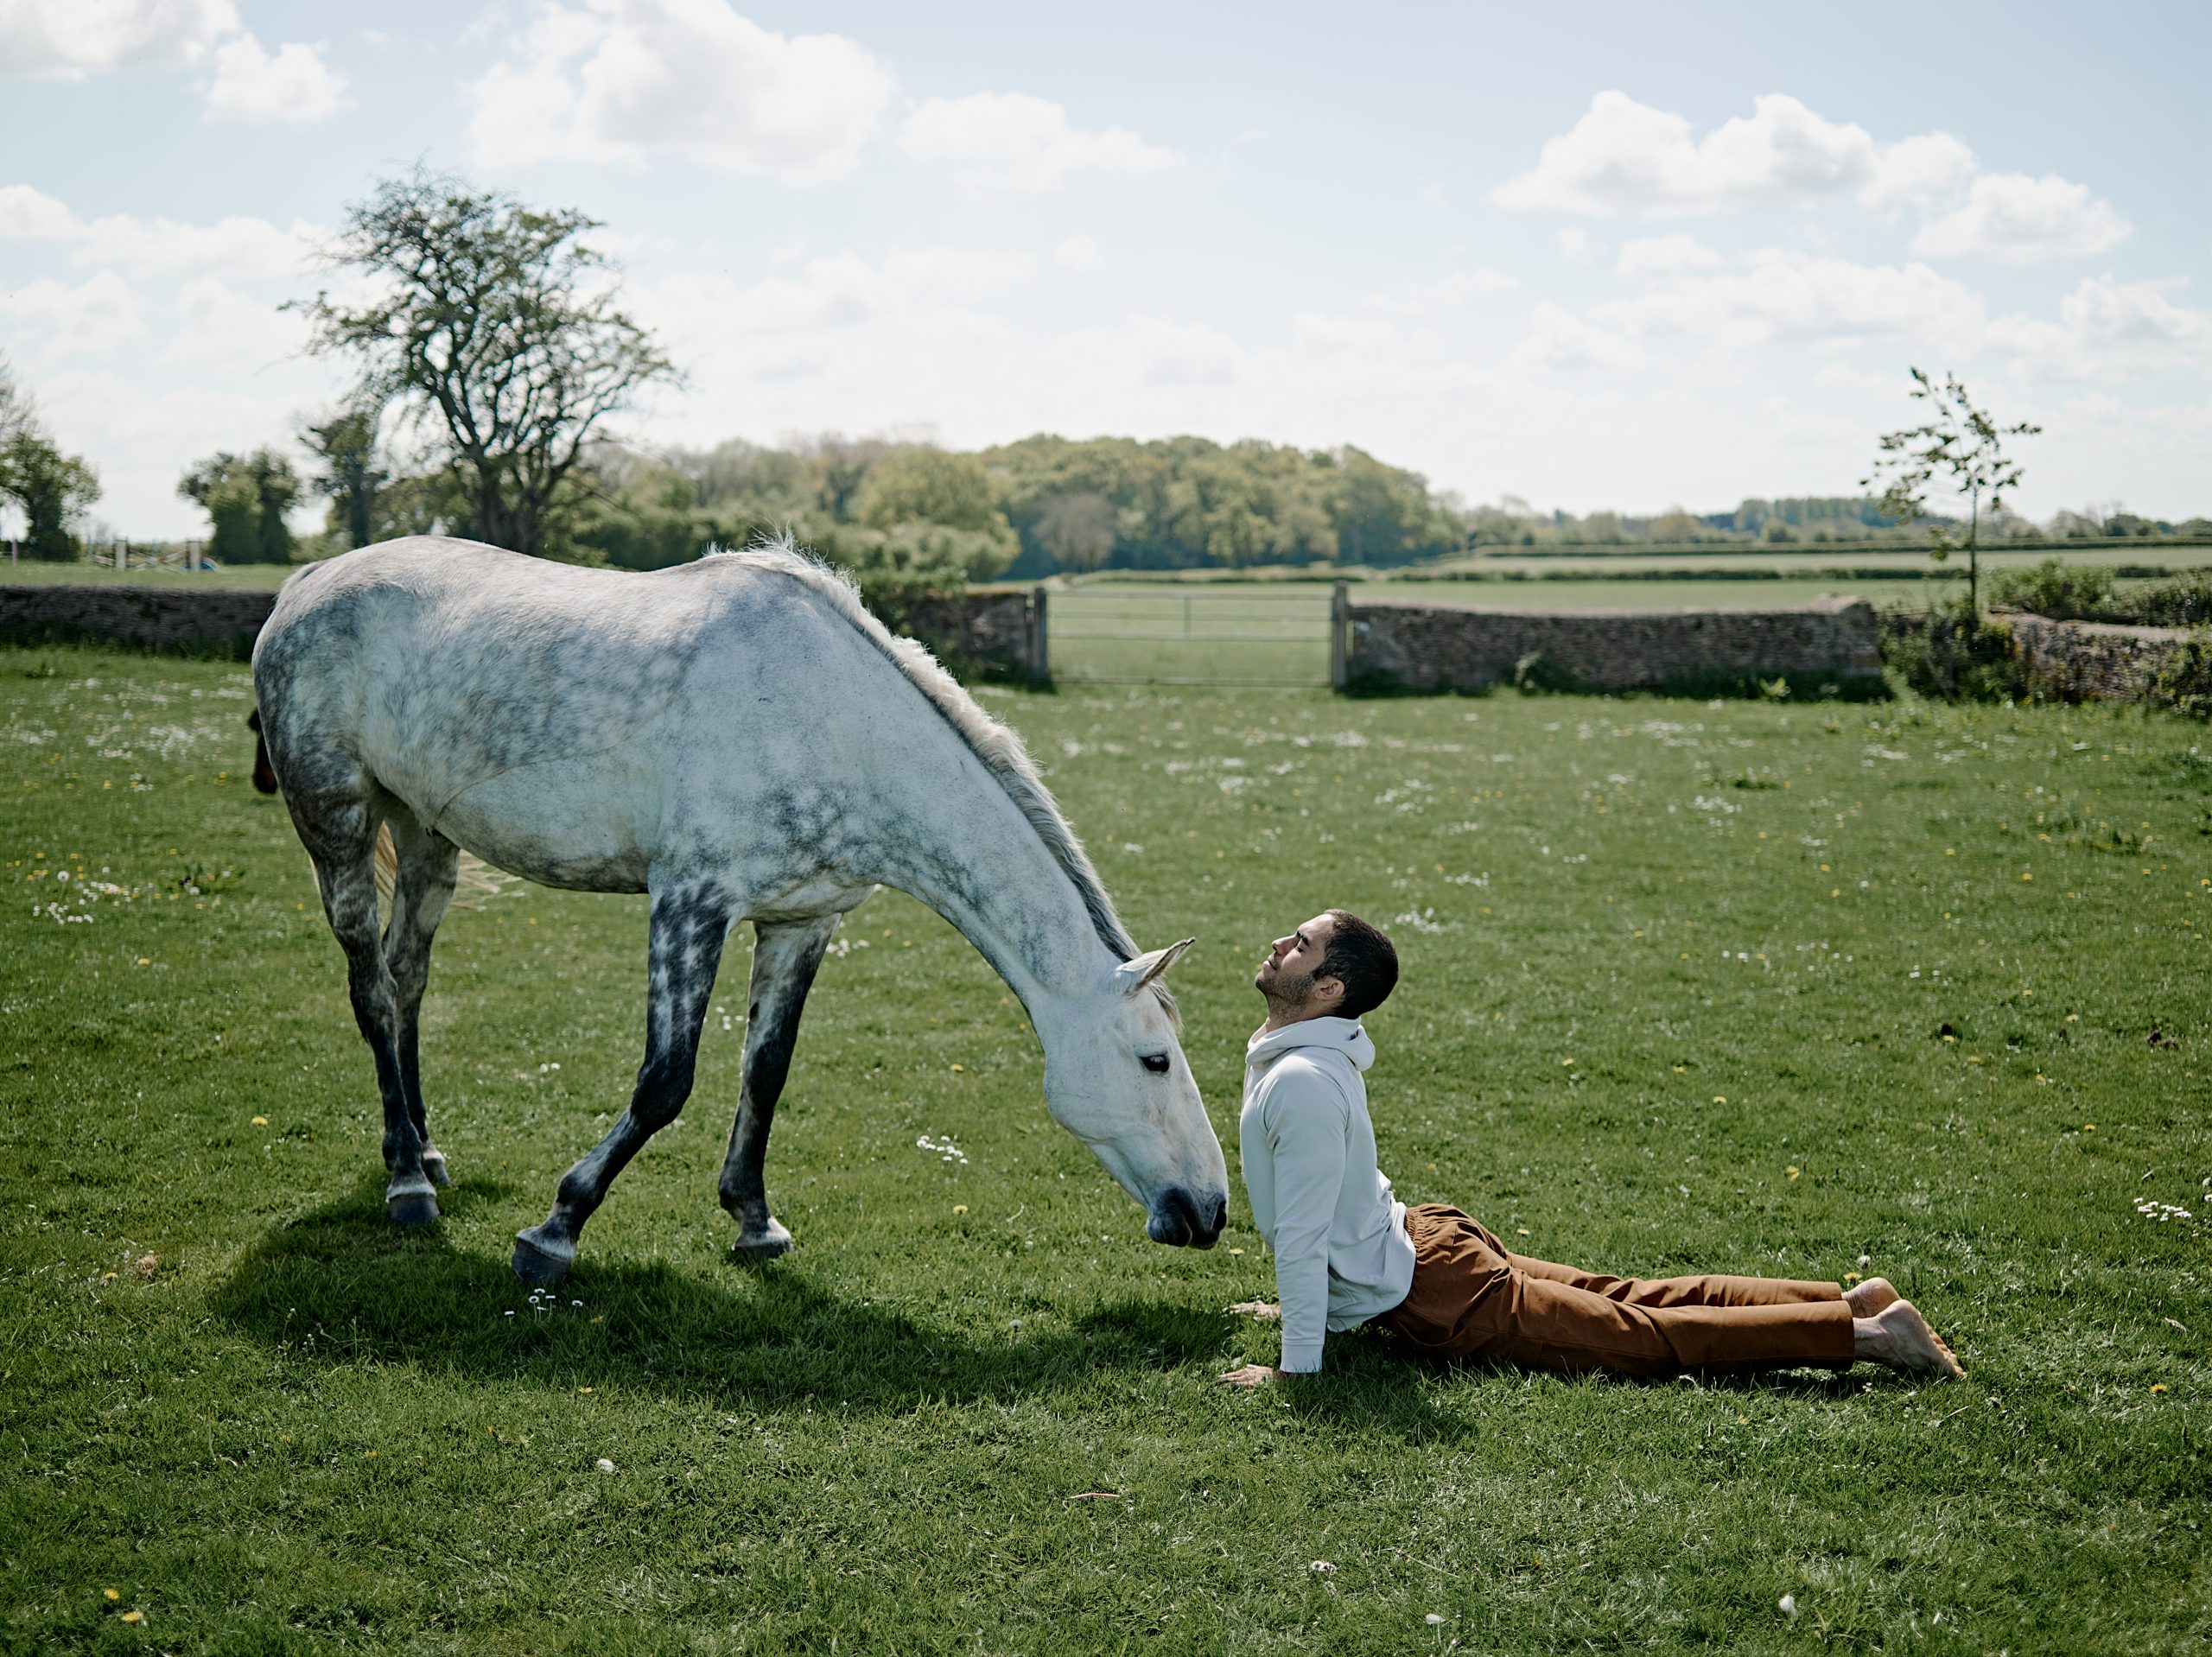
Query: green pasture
3 644 2207 1654
0 560 300 590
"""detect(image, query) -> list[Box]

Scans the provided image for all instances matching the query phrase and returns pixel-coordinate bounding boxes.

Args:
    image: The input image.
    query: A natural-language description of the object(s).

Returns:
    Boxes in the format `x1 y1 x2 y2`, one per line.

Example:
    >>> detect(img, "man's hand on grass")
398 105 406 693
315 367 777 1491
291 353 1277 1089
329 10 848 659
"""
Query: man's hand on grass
1217 1363 1287 1388
1225 1301 1281 1320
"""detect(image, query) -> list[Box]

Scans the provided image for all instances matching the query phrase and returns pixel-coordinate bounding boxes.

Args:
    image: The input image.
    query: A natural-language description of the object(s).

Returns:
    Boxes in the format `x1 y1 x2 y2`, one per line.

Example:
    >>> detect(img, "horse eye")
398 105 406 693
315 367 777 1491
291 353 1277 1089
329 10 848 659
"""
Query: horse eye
1140 1053 1171 1074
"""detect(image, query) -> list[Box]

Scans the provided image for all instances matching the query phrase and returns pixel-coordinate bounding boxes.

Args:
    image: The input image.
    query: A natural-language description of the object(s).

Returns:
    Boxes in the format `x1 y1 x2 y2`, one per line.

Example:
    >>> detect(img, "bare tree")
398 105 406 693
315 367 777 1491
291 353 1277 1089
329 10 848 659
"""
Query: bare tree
1865 368 2039 626
293 168 676 559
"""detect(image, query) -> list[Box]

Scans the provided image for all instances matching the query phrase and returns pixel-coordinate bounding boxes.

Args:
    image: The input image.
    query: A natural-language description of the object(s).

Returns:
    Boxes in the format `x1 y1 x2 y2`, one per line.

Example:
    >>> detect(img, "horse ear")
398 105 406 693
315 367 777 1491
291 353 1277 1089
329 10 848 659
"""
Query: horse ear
1115 938 1195 996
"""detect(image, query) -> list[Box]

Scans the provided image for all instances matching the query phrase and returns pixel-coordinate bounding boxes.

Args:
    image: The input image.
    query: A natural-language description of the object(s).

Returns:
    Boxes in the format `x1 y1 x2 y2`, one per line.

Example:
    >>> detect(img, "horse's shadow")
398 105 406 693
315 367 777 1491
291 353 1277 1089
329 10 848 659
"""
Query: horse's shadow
209 1178 1456 1432
211 1181 1885 1431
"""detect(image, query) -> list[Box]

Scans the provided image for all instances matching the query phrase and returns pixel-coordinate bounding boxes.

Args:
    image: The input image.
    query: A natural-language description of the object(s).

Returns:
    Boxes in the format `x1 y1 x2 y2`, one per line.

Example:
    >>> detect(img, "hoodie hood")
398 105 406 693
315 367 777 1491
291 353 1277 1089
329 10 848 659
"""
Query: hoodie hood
1246 1015 1376 1073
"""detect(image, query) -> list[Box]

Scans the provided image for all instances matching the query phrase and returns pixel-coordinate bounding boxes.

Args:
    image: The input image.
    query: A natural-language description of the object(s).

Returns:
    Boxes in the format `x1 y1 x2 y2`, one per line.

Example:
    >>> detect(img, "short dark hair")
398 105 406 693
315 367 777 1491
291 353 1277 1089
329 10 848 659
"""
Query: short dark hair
1319 909 1398 1020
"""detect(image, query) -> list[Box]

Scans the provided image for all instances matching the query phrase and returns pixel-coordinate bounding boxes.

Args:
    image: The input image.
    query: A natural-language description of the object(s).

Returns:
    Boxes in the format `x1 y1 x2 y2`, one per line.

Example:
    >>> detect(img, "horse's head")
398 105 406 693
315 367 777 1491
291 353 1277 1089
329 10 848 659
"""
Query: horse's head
1039 938 1228 1248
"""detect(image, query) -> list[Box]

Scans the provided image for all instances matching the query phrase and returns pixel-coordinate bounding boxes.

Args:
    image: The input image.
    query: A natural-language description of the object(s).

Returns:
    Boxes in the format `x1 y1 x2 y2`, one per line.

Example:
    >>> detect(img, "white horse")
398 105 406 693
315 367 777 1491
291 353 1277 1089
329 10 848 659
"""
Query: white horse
251 536 1226 1286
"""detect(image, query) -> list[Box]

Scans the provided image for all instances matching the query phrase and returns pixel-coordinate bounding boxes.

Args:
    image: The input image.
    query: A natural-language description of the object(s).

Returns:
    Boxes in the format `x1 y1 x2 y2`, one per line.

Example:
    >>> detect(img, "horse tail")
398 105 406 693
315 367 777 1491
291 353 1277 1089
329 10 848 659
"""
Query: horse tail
247 709 279 795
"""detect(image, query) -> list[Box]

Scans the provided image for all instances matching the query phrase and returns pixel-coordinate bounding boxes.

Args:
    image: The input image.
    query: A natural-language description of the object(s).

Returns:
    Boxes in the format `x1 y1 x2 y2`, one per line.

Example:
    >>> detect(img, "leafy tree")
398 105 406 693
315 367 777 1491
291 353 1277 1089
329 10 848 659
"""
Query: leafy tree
1866 369 2038 625
1032 492 1116 570
857 447 1006 536
293 168 676 560
797 432 885 523
301 401 388 550
0 357 100 560
1323 447 1462 566
178 449 301 564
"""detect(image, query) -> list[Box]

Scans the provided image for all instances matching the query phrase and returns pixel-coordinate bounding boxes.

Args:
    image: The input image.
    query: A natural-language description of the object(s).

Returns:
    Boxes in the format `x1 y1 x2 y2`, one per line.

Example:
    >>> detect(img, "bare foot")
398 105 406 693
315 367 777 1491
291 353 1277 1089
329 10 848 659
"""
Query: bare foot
1845 1276 1899 1317
1856 1299 1966 1380
1226 1301 1281 1320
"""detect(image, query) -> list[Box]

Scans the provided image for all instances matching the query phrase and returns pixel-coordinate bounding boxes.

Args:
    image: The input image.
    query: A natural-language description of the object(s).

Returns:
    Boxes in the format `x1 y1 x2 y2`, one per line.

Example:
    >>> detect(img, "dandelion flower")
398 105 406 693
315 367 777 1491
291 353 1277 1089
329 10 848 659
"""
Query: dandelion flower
251 1115 269 1127
950 1063 965 1073
952 1204 968 1215
121 1610 143 1624
2151 1384 2168 1394
1787 1166 1801 1180
137 1254 157 1277
104 1588 119 1602
1229 1247 1243 1255
1713 1095 1727 1105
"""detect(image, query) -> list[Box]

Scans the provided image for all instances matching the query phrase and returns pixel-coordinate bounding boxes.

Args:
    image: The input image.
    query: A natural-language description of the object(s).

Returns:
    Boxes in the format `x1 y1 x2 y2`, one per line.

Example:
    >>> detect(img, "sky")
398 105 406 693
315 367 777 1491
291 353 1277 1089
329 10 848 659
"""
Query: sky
3 0 2208 541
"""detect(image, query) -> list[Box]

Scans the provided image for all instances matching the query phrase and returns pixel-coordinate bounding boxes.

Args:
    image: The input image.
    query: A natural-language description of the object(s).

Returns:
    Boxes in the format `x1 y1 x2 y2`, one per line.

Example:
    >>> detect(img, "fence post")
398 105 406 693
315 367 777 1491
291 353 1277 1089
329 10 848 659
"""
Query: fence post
1330 581 1349 691
1030 586 1050 682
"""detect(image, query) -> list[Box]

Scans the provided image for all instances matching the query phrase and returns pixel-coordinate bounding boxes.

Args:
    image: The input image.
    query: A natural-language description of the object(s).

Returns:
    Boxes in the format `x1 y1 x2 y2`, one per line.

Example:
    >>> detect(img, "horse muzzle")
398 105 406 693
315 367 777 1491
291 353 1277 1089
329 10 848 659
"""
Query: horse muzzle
1147 1185 1229 1249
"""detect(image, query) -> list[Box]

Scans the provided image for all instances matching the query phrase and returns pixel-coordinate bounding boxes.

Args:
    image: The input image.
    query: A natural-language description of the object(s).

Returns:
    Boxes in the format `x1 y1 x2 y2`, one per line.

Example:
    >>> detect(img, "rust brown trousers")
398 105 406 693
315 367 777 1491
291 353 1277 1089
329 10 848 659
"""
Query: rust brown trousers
1374 1204 1856 1377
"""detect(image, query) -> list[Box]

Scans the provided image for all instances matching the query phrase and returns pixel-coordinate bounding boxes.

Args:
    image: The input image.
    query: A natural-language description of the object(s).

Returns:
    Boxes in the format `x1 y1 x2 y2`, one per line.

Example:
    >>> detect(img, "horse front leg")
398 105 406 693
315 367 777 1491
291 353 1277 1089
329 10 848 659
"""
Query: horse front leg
512 880 732 1286
719 914 842 1261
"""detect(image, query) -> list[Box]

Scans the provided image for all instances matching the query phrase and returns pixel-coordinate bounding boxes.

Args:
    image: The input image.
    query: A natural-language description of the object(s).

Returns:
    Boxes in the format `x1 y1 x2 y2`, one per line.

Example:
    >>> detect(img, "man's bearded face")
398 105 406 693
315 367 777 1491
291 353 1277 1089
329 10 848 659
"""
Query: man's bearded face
1256 915 1334 1007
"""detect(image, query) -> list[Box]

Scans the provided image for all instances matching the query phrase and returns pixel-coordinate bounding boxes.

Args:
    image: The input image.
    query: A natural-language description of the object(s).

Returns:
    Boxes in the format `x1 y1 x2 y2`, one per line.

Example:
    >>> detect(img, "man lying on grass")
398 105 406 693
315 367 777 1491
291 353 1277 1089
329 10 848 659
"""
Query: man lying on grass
1217 910 1965 1388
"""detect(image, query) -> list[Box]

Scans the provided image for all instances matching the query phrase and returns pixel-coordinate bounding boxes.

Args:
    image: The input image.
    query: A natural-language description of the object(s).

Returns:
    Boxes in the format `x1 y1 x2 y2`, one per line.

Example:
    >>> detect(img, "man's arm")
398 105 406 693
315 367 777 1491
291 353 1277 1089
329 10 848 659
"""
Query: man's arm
1250 1074 1350 1376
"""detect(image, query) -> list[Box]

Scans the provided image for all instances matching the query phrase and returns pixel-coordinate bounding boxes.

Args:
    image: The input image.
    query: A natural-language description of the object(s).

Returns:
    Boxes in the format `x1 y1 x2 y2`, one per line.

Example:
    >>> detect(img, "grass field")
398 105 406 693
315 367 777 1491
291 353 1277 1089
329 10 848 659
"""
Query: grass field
3 643 2208 1654
0 560 300 590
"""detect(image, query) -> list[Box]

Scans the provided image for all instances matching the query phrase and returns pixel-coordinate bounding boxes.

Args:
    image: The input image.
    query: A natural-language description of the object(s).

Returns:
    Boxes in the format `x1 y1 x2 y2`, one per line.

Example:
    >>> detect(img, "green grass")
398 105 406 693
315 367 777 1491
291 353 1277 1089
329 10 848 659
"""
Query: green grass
3 644 2208 1654
0 559 301 589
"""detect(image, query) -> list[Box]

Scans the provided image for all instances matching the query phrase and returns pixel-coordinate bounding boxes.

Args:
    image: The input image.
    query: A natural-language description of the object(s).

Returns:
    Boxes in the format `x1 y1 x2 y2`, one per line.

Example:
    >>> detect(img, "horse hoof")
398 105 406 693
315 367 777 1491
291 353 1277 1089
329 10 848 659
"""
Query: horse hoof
732 1219 792 1263
387 1189 440 1227
422 1148 450 1187
512 1231 573 1286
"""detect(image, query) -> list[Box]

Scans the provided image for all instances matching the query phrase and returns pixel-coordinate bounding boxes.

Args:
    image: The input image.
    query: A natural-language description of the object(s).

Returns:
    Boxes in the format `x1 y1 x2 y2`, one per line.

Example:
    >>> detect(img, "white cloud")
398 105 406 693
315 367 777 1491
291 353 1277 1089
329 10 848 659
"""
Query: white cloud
203 33 344 123
1054 233 1103 270
1597 251 1987 348
636 244 1037 388
0 0 237 78
0 270 145 358
0 185 321 276
1370 269 1518 313
1859 131 1978 208
1554 227 1597 264
1507 301 1643 371
1991 276 2212 379
1496 92 1891 218
158 276 308 367
1616 233 1724 280
466 0 895 185
1048 315 1246 388
0 181 77 238
899 92 1177 193
1911 172 2130 263
1498 90 2070 243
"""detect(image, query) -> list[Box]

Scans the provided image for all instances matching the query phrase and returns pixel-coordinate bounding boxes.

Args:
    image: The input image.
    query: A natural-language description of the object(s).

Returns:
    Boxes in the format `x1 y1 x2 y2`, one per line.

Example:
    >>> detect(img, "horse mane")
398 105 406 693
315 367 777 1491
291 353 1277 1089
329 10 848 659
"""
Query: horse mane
703 537 1176 1025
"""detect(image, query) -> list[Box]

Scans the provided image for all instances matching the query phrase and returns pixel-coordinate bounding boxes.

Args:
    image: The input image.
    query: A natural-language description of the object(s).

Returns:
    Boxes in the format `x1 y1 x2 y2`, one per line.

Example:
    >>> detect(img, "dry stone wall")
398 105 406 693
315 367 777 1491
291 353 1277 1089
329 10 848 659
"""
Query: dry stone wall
0 582 277 654
2007 613 2209 709
1 581 1043 680
1346 597 1883 693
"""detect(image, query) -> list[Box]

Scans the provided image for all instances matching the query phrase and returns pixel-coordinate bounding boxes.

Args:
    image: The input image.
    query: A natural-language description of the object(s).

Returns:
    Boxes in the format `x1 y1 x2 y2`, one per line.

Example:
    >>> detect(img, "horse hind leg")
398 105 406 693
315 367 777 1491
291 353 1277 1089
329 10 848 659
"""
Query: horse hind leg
719 914 842 1262
298 790 440 1226
381 812 461 1188
512 879 733 1286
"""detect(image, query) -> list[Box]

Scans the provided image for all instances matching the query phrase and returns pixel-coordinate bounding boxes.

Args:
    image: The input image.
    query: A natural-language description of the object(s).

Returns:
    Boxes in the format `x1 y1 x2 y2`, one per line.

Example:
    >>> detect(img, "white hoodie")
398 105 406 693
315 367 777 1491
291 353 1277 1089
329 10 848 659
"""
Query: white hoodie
1240 1016 1416 1373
